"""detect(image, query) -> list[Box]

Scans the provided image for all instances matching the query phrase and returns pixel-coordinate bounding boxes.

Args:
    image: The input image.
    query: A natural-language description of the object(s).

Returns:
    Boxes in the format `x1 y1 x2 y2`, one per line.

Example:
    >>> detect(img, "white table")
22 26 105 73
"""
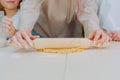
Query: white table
0 42 120 80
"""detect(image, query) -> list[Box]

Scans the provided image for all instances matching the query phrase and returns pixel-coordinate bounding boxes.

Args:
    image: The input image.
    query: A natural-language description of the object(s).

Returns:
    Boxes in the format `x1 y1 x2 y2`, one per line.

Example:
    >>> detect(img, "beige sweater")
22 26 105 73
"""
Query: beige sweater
19 0 100 37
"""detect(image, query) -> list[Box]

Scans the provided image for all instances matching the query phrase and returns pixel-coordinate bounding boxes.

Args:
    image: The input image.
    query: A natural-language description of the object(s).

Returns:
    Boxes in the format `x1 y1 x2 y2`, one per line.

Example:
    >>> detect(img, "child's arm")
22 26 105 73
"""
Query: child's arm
2 17 17 36
106 31 120 41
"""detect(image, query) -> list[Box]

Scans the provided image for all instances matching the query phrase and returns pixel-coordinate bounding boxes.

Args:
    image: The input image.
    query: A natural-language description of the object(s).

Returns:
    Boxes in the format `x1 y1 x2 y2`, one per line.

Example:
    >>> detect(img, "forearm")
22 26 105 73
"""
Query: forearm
19 0 43 31
77 0 100 37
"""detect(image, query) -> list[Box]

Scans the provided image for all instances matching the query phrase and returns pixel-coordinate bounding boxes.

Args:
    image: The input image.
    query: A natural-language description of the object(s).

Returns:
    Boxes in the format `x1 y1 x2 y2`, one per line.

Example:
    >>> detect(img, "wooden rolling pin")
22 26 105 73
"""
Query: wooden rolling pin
33 38 96 49
10 38 110 49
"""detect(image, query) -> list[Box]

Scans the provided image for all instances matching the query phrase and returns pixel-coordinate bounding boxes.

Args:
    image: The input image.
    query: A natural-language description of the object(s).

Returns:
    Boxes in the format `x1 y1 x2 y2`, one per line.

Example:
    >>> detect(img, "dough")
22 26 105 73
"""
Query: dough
37 47 84 54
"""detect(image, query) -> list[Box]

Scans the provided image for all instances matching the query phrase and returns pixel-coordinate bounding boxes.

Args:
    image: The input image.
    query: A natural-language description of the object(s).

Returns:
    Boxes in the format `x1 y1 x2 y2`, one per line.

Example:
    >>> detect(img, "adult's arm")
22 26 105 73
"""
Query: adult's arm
77 0 100 37
19 0 43 31
8 0 44 48
77 0 111 46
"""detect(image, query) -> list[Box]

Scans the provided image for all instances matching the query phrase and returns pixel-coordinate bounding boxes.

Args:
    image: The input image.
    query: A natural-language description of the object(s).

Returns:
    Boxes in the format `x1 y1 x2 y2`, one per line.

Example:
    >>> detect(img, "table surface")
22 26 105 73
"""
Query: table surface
0 42 120 80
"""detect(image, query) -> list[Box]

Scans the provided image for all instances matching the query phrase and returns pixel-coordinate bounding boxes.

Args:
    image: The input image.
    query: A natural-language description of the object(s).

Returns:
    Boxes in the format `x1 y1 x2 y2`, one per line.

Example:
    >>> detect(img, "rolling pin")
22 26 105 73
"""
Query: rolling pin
10 38 110 49
33 38 108 49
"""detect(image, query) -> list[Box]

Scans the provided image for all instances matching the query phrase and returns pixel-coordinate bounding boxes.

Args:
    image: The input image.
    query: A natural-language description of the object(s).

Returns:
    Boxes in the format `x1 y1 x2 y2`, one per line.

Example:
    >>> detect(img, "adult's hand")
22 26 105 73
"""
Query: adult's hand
89 28 112 47
8 29 39 49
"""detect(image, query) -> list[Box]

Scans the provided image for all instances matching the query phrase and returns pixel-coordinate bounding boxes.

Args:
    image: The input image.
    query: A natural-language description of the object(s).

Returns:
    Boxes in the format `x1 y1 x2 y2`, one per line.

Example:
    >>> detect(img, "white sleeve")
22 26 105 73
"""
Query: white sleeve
19 0 43 31
77 0 100 37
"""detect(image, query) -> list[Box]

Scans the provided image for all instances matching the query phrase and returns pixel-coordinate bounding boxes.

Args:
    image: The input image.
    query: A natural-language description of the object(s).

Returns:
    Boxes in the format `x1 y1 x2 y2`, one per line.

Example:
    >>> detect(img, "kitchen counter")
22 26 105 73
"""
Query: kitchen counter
0 42 120 80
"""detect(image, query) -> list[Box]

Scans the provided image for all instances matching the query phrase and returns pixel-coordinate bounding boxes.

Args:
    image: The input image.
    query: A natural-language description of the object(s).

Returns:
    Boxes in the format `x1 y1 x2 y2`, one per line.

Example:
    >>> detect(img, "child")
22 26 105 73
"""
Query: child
0 0 41 42
0 0 22 37
95 0 120 41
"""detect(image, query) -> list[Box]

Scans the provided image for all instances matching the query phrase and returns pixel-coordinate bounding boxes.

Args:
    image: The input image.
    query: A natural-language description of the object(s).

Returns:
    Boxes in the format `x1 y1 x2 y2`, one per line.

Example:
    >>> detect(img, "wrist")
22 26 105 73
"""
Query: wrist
11 29 18 36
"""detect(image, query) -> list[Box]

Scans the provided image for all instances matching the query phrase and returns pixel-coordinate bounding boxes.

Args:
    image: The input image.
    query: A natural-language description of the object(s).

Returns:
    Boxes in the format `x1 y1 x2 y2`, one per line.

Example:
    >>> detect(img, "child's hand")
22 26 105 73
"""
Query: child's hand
107 31 120 41
89 28 112 47
2 16 17 36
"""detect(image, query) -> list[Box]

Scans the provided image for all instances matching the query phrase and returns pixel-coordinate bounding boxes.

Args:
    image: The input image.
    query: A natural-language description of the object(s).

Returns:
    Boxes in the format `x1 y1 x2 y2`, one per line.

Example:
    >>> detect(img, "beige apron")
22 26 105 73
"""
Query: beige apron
34 0 83 37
